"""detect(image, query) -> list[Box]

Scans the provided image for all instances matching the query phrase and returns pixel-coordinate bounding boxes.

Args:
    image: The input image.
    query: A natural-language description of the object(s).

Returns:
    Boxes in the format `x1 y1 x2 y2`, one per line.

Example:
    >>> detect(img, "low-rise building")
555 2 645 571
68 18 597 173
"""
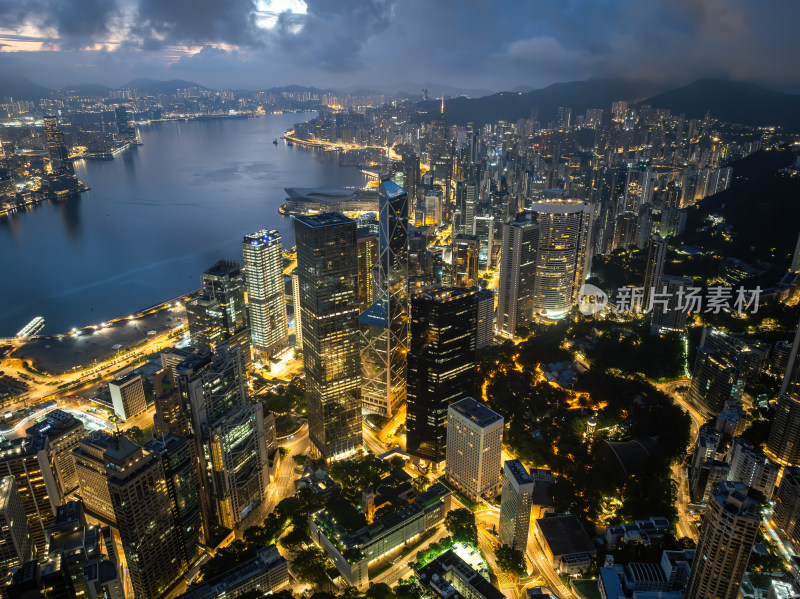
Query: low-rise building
310 482 451 588
535 513 596 575
416 549 504 599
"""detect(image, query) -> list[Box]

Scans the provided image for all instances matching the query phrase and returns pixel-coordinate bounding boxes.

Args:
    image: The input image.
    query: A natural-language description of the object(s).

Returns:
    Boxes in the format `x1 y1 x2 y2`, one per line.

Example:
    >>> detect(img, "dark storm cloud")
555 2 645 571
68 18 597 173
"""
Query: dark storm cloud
274 0 395 71
1 0 799 91
129 0 261 49
0 0 120 48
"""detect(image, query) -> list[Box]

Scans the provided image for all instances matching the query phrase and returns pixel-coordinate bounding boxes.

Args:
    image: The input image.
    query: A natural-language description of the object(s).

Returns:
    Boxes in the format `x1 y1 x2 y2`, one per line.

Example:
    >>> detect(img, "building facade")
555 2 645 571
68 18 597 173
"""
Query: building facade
243 230 288 361
499 459 534 550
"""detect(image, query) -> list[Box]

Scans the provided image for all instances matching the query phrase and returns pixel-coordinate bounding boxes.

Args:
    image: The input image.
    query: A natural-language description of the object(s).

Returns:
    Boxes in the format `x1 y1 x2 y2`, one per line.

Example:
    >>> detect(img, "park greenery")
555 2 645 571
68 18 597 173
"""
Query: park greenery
495 544 525 576
476 323 691 533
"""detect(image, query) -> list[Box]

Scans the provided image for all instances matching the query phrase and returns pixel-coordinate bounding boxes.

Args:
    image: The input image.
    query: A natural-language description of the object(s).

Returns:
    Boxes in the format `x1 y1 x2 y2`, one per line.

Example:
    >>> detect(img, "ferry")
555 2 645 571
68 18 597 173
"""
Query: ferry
273 139 278 145
16 316 45 338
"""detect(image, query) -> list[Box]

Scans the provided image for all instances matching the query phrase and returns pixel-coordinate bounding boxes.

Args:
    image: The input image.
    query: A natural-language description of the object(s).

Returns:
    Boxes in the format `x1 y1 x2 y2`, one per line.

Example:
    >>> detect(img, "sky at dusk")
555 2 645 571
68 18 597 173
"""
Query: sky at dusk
0 0 798 92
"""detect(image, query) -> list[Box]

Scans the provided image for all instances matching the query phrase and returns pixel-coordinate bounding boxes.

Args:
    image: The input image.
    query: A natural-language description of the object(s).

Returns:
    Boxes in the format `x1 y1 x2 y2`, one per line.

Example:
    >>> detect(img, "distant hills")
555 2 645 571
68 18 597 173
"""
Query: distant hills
641 78 800 131
3 72 800 131
0 72 51 101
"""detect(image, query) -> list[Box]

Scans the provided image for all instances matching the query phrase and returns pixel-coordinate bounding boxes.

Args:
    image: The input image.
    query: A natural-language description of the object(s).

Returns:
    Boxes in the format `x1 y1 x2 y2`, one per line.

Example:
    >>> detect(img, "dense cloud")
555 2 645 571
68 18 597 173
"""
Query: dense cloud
0 0 798 92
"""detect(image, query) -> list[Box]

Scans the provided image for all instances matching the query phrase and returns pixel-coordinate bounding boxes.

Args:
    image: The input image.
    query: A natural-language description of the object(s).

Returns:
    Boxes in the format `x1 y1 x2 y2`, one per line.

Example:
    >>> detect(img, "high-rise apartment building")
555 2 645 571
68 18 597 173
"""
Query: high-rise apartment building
685 481 759 599
475 289 495 349
406 287 478 464
74 432 122 525
105 436 184 599
642 235 668 310
177 347 271 530
689 328 757 412
0 436 59 555
452 235 479 288
145 434 203 568
445 397 504 502
456 181 478 235
108 372 147 421
773 467 800 551
296 213 362 461
26 409 86 501
499 460 534 551
361 181 410 418
186 259 251 367
0 476 33 579
767 393 800 467
243 230 288 361
780 321 800 397
649 275 694 335
726 438 779 498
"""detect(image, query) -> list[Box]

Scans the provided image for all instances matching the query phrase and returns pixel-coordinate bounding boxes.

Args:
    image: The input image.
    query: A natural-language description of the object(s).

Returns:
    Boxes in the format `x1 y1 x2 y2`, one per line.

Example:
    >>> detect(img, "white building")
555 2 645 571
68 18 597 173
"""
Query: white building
242 230 288 361
726 438 779 498
445 397 503 501
108 372 147 421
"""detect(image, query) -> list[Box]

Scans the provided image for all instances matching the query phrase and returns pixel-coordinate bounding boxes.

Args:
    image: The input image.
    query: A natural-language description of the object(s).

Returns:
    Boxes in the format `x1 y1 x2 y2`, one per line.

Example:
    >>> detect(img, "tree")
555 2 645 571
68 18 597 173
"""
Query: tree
444 508 478 545
121 426 144 445
412 474 429 493
495 544 525 576
291 547 330 587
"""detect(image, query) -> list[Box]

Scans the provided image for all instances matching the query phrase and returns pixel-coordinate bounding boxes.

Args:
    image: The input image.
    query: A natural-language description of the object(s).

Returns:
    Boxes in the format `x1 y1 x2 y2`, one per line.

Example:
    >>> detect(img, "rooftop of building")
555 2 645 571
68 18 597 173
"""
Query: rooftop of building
25 409 83 437
449 397 503 428
380 180 407 200
0 435 47 461
110 370 142 386
203 258 242 277
295 211 355 228
242 229 280 245
412 286 479 304
536 513 596 557
529 199 592 214
416 549 504 599
505 459 533 485
0 476 15 512
285 186 376 203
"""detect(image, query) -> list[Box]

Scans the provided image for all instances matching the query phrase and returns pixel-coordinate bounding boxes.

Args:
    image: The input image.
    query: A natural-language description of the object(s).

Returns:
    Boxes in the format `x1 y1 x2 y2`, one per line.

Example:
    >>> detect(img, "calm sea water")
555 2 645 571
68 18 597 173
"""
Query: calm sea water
0 113 366 336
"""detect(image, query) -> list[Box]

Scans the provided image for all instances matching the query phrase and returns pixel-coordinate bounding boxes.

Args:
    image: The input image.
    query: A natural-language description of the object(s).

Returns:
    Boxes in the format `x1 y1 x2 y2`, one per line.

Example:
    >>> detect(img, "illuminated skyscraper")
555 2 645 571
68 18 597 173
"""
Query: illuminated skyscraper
43 116 79 197
360 181 409 417
0 476 33 579
114 105 136 141
291 270 302 346
452 235 479 288
243 230 288 361
186 259 251 367
406 287 478 464
296 213 362 460
686 481 759 599
767 392 800 467
177 347 271 530
105 436 184 599
455 180 478 235
642 235 668 310
357 229 379 312
780 321 800 397
498 211 538 336
499 460 534 551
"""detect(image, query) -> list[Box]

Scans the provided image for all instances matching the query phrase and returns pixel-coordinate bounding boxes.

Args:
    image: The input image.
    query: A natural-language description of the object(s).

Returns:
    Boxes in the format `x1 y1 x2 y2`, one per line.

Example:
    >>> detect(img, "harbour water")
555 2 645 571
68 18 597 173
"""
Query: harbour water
0 112 367 336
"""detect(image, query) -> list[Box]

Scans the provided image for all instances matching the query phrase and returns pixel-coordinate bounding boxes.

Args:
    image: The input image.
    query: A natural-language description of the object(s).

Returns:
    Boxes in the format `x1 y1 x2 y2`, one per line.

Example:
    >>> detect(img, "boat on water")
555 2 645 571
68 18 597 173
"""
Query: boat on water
273 139 278 145
286 140 294 147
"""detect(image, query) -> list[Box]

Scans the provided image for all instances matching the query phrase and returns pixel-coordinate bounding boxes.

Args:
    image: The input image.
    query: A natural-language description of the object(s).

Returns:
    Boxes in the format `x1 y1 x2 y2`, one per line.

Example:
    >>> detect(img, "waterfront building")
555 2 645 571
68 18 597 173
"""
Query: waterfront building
295 212 362 460
686 481 759 599
186 259 251 367
44 116 79 197
108 372 147 421
499 459 534 550
243 230 288 361
360 181 410 418
445 397 503 501
406 287 478 464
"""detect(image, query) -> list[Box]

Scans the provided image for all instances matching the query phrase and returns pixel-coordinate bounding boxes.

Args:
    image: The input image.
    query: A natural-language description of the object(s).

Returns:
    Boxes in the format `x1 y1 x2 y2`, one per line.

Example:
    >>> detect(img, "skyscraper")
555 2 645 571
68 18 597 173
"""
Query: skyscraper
649 275 694 335
291 270 302 346
25 409 86 501
177 347 271 530
452 235 479 288
767 392 800 467
780 321 800 397
0 436 59 555
773 467 800 550
475 289 495 349
114 105 136 141
360 181 410 418
153 367 190 438
499 460 534 551
0 476 33 579
357 229 379 312
791 233 800 274
455 180 478 235
406 287 478 464
642 235 668 311
145 434 204 568
689 328 752 412
685 481 759 599
296 213 362 461
43 116 79 197
445 397 504 502
243 230 288 362
105 436 184 599
186 259 251 367
498 211 538 336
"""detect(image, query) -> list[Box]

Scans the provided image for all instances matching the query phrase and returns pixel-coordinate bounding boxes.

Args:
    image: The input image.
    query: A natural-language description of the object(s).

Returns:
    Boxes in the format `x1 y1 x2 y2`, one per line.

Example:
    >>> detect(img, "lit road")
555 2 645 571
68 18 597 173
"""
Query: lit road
371 526 450 586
